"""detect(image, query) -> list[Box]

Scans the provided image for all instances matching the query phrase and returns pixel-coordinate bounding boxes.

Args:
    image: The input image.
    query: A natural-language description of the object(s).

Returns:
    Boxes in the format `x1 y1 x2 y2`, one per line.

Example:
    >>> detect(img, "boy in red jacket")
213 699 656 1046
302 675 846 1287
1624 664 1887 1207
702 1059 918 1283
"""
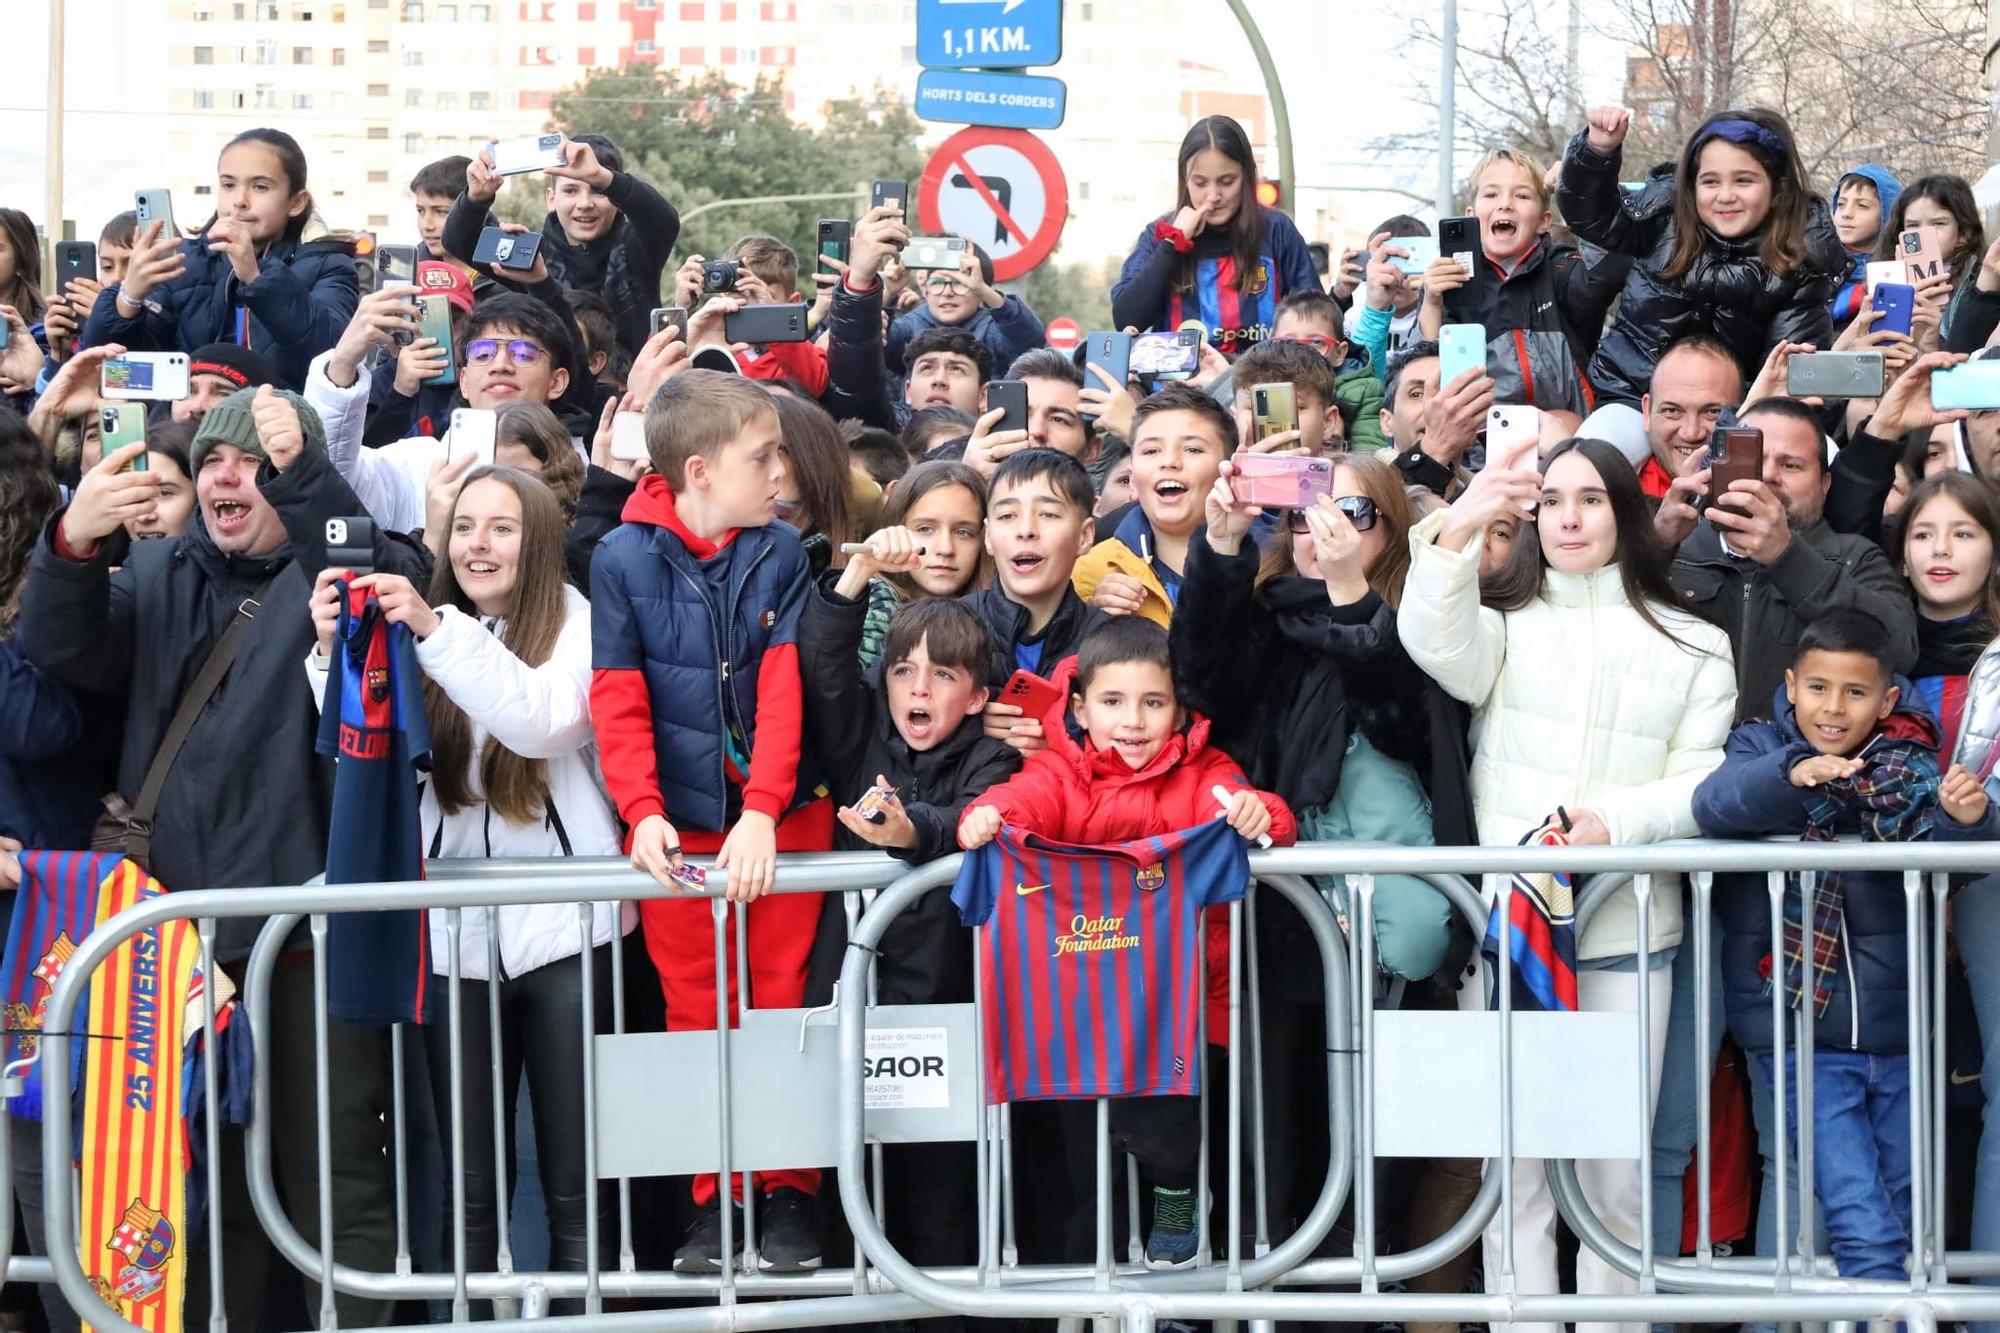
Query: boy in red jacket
959 617 1294 1268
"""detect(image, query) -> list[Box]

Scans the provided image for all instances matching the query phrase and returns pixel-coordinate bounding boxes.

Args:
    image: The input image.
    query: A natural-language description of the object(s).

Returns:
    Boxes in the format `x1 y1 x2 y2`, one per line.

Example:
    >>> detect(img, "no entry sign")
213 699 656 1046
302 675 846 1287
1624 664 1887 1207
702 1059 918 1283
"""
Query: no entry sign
918 126 1069 283
1045 316 1080 350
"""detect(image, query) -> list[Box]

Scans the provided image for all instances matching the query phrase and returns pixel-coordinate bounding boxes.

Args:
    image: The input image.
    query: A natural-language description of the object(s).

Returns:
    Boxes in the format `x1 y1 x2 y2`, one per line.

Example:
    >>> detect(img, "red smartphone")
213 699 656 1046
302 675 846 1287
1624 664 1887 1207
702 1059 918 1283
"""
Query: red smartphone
999 670 1066 720
1699 426 1764 518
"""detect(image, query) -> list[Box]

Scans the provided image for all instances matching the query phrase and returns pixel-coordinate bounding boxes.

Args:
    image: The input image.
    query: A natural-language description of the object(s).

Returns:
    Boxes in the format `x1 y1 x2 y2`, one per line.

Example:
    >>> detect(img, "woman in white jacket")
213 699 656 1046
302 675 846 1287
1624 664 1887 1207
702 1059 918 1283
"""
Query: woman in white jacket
308 465 630 1307
1398 436 1737 1333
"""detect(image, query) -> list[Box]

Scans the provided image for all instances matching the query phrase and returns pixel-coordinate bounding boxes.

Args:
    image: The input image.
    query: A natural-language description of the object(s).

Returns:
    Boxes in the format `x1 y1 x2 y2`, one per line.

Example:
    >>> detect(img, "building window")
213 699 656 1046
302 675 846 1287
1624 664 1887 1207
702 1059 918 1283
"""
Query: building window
367 125 390 138
230 91 246 108
367 169 390 183
405 88 423 106
193 45 214 63
368 81 388 95
402 0 422 16
293 45 313 62
193 3 213 18
634 38 655 53
195 184 215 195
368 37 388 50
369 214 391 227
575 1 592 16
469 90 491 109
402 47 424 63
404 133 424 152
255 38 278 63
293 92 313 108
437 91 456 109
679 1 701 16
737 45 757 63
255 83 278 108
193 89 216 108
257 0 279 17
332 47 346 63
470 1 490 15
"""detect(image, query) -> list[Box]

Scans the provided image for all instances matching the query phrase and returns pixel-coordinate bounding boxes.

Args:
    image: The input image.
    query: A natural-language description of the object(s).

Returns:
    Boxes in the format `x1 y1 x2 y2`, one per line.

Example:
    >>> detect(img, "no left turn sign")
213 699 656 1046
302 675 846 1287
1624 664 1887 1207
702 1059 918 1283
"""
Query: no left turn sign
917 126 1069 283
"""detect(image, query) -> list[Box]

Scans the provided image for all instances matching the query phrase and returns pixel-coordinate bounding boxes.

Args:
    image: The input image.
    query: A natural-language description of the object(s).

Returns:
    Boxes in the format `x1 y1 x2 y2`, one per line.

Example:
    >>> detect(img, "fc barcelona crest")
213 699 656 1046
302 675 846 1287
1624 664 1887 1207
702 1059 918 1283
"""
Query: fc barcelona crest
366 665 390 703
106 1198 175 1302
1136 863 1166 893
1248 262 1269 296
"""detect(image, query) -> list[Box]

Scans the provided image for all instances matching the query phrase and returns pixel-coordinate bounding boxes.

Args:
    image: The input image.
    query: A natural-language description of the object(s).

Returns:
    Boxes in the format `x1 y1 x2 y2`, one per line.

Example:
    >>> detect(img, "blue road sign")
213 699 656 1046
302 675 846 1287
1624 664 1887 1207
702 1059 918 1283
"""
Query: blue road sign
914 70 1067 130
916 0 1063 70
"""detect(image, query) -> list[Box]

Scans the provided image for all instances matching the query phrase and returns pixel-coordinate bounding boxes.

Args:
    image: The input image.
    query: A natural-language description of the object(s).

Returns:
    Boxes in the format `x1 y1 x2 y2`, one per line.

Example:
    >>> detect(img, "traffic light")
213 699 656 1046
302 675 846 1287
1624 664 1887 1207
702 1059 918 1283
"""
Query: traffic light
351 230 379 293
1255 180 1282 209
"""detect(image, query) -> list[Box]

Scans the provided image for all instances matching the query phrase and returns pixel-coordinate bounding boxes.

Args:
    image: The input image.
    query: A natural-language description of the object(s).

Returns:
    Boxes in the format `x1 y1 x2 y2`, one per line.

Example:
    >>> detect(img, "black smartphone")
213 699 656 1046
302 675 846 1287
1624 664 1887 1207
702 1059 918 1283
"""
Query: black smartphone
723 303 809 344
817 218 852 267
471 226 541 272
649 305 689 341
324 516 377 576
987 379 1029 434
55 241 96 289
871 179 909 215
1438 215 1478 271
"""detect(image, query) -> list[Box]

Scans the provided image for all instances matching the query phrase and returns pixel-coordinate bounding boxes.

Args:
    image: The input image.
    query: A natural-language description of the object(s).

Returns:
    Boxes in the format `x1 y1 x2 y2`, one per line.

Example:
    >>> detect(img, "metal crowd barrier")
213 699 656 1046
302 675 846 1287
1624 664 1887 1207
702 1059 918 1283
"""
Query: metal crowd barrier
9 840 2000 1330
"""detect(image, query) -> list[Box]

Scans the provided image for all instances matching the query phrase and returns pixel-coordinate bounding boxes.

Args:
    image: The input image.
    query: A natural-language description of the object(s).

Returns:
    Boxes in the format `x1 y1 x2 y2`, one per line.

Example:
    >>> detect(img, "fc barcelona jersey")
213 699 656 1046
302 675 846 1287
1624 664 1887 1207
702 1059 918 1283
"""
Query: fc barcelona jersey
951 821 1249 1102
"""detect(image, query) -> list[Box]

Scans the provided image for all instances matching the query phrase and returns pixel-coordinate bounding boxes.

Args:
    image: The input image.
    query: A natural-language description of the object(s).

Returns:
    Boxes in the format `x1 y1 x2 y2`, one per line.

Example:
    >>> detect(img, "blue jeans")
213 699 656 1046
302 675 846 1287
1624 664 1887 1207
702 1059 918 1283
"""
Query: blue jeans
1953 875 2000 1333
1648 926 1725 1259
1749 1049 1912 1281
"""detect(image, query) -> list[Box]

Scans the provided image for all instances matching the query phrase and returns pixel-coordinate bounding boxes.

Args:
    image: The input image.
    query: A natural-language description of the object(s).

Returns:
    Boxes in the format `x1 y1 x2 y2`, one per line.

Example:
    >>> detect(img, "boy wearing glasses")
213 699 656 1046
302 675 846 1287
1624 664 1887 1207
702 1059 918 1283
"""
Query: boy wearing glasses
302 293 576 535
885 241 1046 381
1269 290 1387 452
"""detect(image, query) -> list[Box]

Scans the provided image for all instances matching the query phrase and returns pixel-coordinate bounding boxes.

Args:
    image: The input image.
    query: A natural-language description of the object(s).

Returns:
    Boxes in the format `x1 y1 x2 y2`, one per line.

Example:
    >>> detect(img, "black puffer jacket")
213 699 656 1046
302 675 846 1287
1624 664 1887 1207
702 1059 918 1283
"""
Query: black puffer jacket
1557 131 1846 406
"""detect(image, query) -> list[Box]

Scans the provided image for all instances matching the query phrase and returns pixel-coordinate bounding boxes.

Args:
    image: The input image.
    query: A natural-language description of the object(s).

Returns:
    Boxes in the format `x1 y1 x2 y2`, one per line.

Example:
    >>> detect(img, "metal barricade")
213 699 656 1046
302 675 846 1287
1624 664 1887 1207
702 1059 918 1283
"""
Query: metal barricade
10 840 2000 1330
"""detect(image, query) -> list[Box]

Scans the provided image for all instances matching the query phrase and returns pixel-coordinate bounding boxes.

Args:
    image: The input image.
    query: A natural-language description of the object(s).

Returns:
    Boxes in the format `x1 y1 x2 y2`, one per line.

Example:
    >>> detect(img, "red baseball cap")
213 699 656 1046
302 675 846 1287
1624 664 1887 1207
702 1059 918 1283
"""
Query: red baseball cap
414 260 474 314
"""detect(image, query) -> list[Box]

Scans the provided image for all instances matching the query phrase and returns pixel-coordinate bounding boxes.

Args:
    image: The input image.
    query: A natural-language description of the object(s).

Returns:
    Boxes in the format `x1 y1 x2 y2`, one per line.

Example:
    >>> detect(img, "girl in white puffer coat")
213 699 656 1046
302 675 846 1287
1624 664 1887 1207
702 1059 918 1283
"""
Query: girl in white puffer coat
308 465 629 1313
1398 435 1737 1333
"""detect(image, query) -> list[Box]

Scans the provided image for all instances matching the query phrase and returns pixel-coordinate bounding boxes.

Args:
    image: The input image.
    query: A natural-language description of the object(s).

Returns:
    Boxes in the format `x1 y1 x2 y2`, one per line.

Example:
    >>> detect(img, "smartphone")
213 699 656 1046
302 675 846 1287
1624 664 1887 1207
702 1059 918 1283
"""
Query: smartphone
490 132 566 176
447 407 497 466
649 305 689 341
1437 215 1479 274
324 516 377 577
378 243 418 287
1931 362 2000 412
1871 282 1916 338
416 294 456 386
101 352 190 401
1700 426 1764 518
1901 228 1946 285
1230 454 1335 509
1252 382 1298 445
871 179 910 215
133 188 178 240
999 669 1065 720
817 218 852 268
1082 330 1133 405
987 379 1029 434
724 303 808 344
1485 404 1542 460
472 226 541 271
1786 351 1885 399
55 241 96 290
1439 323 1486 388
904 236 968 271
1864 260 1905 301
1131 329 1201 381
101 402 147 463
1387 235 1438 275
610 410 650 463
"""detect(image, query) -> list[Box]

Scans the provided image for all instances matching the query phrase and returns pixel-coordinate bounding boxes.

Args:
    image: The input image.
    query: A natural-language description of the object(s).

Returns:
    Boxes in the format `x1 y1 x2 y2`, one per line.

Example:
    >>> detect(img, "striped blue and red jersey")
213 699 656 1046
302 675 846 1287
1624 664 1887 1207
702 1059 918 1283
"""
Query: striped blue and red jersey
951 820 1250 1102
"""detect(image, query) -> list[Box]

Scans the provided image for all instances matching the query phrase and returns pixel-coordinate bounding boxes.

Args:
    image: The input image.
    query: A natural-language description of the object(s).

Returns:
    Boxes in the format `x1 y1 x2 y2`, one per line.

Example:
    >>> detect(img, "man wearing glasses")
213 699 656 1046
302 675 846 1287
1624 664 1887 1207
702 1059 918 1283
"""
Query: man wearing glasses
885 242 1046 380
302 293 579 537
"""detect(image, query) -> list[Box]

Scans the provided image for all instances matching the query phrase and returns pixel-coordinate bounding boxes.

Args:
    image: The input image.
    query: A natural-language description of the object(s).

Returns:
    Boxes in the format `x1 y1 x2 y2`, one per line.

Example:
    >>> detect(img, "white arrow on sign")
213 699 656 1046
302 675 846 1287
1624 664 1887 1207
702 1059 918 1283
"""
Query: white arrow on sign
937 0 1029 12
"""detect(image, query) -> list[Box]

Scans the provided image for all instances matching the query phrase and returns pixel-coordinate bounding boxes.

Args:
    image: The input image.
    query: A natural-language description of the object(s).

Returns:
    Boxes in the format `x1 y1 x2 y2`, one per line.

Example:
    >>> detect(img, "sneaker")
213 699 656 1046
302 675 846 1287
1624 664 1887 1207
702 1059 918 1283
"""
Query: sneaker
757 1186 823 1271
673 1199 744 1273
1144 1185 1199 1270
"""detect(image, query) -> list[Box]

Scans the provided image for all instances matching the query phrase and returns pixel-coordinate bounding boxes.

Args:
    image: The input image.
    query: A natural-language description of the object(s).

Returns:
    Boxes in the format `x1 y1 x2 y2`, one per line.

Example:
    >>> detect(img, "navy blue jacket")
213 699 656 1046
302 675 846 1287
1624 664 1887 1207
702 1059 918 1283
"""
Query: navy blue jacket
589 475 816 835
886 294 1046 382
0 635 103 850
80 233 360 391
1694 683 2000 1054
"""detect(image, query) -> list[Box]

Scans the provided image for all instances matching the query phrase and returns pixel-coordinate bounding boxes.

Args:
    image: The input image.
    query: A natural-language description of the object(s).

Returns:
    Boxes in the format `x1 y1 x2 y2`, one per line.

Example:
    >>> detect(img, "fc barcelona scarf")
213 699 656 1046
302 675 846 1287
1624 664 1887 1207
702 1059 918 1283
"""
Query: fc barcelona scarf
316 579 432 1025
2 850 107 1122
79 859 198 1333
1481 813 1579 1012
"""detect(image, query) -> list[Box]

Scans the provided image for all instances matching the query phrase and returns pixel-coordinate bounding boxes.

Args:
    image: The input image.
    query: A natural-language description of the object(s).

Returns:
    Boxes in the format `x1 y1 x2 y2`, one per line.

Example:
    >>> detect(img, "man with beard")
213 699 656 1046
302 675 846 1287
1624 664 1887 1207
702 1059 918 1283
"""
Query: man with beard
1667 394 1917 723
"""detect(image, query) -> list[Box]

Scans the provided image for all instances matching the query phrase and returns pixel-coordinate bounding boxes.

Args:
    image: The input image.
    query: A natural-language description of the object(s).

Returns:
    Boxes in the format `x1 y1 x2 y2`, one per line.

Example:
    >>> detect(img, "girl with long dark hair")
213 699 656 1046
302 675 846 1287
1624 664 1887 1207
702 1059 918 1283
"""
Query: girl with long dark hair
307 465 627 1310
1879 175 1989 349
1111 115 1320 359
1399 436 1737 1327
82 127 359 390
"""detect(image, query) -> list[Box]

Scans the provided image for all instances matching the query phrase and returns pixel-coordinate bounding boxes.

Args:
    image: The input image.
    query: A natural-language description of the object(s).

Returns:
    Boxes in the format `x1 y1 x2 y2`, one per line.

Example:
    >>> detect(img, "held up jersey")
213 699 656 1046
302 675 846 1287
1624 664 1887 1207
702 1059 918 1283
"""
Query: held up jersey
951 821 1249 1102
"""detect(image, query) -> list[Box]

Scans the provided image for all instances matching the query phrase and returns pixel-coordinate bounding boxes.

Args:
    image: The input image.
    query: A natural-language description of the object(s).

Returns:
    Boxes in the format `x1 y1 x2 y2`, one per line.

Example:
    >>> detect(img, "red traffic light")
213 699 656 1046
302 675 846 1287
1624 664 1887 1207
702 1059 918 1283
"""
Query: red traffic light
1255 180 1281 208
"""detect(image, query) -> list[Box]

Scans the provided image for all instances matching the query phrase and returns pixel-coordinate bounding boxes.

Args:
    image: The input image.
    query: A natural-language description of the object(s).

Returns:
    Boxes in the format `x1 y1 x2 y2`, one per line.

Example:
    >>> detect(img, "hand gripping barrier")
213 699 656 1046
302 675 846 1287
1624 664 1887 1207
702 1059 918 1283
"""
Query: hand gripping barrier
14 840 2000 1330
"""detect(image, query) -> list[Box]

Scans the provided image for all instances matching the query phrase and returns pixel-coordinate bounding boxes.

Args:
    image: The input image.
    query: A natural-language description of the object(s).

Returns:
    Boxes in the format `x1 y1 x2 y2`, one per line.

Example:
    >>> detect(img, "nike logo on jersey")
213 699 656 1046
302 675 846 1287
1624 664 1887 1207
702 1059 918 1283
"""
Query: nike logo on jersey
1015 882 1050 896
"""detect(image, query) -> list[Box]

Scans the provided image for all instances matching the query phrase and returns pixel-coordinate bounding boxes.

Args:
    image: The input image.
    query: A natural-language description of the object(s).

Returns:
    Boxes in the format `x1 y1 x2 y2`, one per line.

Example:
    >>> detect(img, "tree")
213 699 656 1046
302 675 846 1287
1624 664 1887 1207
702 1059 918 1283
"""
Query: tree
537 65 927 283
1014 255 1112 332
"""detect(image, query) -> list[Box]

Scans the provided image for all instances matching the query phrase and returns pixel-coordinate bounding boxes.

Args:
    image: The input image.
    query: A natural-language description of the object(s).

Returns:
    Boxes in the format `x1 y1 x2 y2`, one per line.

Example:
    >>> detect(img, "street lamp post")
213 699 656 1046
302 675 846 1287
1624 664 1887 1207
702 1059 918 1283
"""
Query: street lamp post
1437 0 1458 215
1223 0 1293 205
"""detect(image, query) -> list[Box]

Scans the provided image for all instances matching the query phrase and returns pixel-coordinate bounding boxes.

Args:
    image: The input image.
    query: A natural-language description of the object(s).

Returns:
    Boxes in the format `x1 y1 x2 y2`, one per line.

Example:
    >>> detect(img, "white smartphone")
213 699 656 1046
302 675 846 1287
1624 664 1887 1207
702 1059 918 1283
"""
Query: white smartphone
100 352 189 401
1486 404 1542 460
447 408 497 466
490 133 566 177
1864 260 1904 301
610 411 649 463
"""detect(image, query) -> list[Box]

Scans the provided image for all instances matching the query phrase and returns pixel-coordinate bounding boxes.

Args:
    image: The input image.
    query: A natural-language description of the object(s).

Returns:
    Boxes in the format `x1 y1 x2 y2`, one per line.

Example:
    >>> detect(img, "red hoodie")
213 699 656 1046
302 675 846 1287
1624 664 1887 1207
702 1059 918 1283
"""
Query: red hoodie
961 658 1297 1043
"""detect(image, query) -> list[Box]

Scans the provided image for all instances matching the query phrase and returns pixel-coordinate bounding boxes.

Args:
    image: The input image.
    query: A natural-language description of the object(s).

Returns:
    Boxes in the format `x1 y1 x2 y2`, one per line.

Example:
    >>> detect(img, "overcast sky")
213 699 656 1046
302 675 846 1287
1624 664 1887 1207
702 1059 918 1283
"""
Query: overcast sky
2 0 1627 245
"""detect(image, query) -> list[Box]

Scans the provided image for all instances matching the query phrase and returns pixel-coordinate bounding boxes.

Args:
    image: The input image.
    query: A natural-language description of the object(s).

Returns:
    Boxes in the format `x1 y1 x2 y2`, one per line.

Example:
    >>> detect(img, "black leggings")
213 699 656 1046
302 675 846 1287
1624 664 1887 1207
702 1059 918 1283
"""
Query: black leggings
422 943 614 1314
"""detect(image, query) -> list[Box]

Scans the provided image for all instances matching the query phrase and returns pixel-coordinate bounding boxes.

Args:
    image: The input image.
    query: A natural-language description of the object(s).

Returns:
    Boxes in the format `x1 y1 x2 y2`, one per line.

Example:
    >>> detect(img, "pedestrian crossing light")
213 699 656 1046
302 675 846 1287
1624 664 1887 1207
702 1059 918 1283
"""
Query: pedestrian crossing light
1256 180 1282 209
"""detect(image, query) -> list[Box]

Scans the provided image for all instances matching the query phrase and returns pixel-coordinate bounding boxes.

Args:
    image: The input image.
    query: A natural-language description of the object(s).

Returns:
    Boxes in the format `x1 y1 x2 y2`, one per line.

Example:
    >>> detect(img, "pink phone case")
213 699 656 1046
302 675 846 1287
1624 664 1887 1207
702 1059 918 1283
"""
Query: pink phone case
1231 456 1334 509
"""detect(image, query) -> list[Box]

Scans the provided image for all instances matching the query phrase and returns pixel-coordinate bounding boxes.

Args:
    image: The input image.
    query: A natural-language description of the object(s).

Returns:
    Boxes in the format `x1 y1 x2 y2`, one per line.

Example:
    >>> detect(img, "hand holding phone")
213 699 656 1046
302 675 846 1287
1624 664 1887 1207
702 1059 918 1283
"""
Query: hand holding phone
1229 454 1334 509
101 352 190 402
986 379 1029 434
999 670 1066 721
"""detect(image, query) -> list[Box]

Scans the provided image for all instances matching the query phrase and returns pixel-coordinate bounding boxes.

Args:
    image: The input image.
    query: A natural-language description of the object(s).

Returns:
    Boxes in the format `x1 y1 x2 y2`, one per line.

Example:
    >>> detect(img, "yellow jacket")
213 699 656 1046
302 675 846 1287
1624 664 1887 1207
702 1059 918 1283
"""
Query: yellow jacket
1071 535 1175 629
